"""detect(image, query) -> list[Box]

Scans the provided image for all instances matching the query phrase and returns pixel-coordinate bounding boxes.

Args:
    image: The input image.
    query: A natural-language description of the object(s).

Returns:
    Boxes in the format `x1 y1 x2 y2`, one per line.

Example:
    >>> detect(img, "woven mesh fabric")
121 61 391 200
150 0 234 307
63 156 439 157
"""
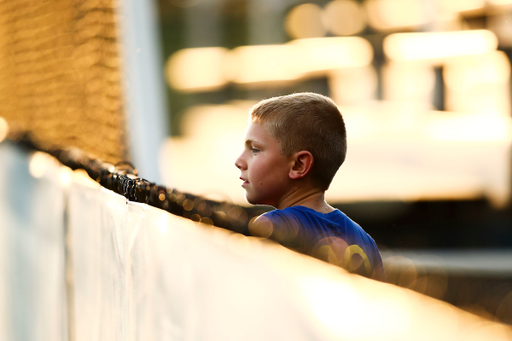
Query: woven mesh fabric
0 0 127 163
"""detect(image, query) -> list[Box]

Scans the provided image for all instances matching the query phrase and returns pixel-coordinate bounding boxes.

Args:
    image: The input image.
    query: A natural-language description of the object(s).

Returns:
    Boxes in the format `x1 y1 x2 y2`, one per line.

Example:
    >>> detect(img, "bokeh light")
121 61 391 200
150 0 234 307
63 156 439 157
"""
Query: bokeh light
323 0 367 36
224 44 304 85
165 37 374 91
437 0 485 13
248 216 273 239
381 61 436 103
285 3 326 39
384 30 499 61
60 167 73 187
29 151 58 179
444 51 511 114
444 52 510 91
364 0 431 32
165 47 229 92
289 36 374 74
426 113 512 142
329 65 378 105
489 0 512 5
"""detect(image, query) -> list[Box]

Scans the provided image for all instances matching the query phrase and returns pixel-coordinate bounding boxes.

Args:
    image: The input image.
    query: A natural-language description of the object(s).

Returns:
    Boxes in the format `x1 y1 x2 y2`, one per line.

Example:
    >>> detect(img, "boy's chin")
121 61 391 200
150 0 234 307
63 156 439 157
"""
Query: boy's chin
244 194 258 205
244 193 262 205
244 194 273 207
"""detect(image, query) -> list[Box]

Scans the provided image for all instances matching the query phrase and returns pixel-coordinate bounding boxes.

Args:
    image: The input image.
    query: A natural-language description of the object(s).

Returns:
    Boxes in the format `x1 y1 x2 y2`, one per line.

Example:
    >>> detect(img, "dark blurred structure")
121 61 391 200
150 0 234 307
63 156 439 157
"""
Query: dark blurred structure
338 199 512 249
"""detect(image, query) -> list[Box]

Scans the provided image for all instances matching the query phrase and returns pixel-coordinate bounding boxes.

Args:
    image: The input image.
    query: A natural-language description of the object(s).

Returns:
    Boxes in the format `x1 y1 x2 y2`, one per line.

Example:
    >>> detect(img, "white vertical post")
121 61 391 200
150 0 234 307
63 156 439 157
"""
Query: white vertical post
116 0 169 183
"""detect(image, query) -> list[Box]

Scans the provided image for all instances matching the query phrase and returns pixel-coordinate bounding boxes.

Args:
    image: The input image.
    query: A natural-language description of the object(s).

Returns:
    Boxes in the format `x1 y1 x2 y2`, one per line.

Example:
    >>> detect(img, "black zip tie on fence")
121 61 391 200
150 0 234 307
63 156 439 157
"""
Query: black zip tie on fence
12 134 265 235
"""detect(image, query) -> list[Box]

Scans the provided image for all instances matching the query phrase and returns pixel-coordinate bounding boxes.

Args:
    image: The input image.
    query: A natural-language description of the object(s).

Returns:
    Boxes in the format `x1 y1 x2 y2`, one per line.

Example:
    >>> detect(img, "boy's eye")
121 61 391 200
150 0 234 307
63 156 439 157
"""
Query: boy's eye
251 147 260 154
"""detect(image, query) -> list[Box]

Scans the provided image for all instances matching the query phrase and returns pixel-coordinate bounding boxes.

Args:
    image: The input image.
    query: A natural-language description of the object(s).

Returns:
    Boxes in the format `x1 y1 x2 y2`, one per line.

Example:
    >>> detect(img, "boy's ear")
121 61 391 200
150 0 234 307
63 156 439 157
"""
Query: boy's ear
289 151 314 180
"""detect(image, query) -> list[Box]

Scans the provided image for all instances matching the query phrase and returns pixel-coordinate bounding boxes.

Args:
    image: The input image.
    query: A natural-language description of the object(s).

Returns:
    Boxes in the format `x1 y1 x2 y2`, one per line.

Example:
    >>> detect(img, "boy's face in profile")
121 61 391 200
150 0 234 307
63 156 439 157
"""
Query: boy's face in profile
235 122 294 208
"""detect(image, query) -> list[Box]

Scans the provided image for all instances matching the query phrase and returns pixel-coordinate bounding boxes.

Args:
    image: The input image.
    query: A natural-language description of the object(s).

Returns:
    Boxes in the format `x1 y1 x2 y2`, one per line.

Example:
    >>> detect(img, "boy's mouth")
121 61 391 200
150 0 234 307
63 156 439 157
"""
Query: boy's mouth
240 177 249 186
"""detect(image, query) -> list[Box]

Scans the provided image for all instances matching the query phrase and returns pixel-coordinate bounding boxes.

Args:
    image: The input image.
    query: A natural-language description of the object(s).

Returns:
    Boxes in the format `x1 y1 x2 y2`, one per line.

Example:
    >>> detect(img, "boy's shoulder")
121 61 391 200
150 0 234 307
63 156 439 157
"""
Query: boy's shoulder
258 206 353 235
255 206 387 281
262 205 346 222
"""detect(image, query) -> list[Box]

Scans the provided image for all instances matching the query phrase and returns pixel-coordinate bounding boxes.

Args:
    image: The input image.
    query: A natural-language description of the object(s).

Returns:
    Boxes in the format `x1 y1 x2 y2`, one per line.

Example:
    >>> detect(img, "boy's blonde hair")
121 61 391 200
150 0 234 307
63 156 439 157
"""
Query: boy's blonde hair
250 92 347 190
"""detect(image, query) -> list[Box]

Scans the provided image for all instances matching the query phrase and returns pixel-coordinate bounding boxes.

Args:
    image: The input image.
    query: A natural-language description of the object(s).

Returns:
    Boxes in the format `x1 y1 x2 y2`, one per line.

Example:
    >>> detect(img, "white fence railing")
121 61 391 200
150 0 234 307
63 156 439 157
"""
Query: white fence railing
1 142 511 341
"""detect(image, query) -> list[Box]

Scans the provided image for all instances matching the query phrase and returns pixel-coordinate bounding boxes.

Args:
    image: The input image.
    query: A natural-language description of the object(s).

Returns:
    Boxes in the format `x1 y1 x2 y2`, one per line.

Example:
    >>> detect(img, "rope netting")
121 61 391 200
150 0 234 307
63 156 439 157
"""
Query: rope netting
0 0 127 163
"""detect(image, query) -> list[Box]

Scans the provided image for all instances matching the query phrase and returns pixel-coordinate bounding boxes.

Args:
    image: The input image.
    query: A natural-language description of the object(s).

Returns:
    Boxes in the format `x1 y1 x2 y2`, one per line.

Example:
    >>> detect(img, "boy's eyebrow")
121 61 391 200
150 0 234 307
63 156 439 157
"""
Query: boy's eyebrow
244 138 264 149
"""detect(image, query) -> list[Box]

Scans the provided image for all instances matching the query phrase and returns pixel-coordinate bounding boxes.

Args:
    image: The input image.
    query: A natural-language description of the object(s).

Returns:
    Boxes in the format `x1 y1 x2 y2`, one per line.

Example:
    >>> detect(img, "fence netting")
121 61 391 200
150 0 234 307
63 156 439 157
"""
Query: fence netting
0 0 127 163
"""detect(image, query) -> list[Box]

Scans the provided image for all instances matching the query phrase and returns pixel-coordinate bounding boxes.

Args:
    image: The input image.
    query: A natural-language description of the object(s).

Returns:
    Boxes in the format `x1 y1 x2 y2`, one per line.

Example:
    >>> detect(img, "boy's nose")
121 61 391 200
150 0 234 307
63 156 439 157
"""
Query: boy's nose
235 154 246 170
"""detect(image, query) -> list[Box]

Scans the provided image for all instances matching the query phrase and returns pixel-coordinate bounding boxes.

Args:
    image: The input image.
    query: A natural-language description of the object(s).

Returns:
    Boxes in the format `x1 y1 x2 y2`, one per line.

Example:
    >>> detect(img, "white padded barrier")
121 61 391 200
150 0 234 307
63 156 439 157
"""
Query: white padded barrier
1 142 512 341
0 143 68 341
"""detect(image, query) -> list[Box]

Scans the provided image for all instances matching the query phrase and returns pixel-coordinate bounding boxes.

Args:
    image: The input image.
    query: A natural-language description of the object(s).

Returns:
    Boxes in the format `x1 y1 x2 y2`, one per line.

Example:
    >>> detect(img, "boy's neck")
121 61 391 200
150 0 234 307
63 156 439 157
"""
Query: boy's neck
277 188 335 214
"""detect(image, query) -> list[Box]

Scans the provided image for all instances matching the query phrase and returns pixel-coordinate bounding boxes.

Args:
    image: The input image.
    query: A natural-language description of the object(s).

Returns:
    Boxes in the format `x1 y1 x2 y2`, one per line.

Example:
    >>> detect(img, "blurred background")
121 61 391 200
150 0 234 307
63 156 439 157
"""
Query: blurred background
158 0 512 246
155 0 512 324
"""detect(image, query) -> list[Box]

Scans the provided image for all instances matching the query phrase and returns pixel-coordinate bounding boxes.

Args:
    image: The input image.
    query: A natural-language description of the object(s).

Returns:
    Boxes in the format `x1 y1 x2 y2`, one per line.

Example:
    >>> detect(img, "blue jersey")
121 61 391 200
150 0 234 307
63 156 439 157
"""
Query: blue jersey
261 206 386 281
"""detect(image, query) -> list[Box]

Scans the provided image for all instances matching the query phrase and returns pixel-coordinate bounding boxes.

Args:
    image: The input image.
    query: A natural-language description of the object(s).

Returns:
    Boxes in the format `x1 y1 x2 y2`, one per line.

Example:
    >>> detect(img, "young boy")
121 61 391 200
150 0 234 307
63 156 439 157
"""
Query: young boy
235 92 386 281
